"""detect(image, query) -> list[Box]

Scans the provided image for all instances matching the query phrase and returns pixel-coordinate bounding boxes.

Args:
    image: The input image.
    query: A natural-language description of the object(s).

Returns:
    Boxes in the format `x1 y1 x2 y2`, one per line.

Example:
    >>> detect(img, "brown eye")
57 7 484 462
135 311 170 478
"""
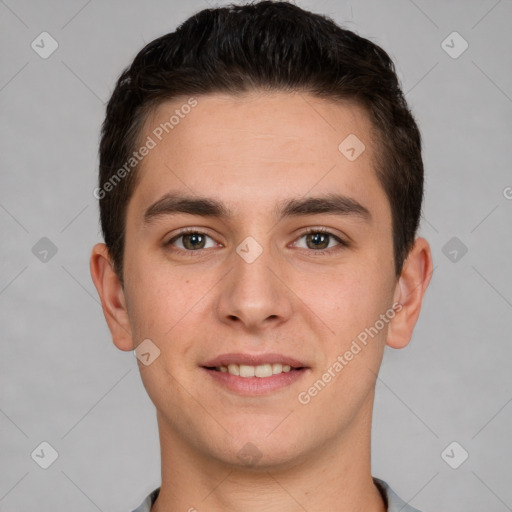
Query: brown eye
294 229 347 253
181 233 206 250
166 231 216 251
305 232 330 250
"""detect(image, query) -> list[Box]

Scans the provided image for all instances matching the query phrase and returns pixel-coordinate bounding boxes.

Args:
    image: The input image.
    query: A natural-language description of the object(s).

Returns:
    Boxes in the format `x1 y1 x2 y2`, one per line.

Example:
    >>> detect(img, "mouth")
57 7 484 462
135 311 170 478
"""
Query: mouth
201 353 309 395
204 363 304 378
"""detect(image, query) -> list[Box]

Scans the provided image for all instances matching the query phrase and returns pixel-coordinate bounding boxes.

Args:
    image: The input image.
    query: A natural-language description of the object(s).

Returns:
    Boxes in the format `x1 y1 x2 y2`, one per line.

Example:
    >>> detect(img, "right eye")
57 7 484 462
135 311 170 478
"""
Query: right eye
165 229 219 252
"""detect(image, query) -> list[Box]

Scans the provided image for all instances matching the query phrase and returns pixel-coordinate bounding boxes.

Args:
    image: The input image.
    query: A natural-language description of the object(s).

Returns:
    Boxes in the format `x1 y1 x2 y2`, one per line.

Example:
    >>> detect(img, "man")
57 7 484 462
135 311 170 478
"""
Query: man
90 2 433 511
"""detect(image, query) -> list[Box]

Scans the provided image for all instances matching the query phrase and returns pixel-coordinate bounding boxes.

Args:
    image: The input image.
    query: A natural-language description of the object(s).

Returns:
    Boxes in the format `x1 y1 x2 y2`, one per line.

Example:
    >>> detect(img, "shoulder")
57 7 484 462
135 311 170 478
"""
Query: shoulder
373 477 424 512
130 487 160 512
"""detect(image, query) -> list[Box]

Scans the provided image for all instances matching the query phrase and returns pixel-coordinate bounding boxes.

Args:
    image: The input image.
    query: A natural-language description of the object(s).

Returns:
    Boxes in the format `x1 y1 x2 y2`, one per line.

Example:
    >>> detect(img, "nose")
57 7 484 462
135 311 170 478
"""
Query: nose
213 239 294 333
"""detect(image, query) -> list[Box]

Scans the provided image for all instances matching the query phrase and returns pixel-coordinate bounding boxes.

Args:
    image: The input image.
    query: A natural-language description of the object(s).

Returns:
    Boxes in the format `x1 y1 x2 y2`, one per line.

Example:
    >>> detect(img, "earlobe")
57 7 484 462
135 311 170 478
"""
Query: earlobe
89 243 134 351
386 237 433 349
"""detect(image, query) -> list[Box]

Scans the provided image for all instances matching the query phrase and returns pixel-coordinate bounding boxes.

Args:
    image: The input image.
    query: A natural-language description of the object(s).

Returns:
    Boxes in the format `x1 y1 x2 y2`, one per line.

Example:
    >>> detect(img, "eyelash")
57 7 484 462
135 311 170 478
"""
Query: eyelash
165 227 349 257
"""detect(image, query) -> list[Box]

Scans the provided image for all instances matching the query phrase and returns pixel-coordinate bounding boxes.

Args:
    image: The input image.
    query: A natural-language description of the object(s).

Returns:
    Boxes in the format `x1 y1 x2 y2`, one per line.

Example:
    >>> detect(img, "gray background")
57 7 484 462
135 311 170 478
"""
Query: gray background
1 0 511 510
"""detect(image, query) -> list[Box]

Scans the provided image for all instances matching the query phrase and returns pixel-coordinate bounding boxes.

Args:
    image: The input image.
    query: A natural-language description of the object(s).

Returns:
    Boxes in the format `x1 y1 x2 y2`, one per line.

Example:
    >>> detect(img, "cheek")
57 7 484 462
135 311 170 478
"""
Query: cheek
307 264 391 334
125 253 216 351
306 269 392 402
124 251 177 335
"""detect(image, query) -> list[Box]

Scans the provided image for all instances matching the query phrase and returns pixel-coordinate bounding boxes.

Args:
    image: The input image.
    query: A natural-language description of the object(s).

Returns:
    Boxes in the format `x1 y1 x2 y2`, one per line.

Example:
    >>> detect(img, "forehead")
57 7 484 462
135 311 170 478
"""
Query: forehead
128 91 389 226
142 91 373 160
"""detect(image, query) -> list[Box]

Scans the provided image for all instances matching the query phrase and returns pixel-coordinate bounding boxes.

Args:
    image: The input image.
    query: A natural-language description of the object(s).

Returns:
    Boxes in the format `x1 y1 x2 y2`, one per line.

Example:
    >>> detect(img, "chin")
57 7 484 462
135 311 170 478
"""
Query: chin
210 426 309 471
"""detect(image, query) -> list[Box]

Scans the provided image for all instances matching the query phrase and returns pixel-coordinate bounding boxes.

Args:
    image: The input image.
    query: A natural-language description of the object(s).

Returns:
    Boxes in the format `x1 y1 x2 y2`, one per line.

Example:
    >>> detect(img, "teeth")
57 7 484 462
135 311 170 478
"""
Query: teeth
216 363 295 377
272 363 283 374
254 364 272 377
227 364 240 376
240 364 255 377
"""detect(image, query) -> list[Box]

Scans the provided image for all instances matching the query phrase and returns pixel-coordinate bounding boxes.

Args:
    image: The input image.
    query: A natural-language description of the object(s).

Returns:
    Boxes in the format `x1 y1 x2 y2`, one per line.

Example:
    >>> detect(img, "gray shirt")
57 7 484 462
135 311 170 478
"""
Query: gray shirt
130 477 422 511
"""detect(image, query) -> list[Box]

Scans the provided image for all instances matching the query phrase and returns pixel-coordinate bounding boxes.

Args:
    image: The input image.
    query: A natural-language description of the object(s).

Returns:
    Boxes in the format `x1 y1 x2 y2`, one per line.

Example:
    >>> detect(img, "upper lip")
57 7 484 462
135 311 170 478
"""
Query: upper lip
202 353 308 369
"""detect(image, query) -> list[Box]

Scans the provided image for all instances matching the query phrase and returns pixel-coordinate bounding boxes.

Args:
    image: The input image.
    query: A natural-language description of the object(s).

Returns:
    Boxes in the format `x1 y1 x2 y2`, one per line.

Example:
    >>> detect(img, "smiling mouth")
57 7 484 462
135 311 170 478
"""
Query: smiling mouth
204 363 305 378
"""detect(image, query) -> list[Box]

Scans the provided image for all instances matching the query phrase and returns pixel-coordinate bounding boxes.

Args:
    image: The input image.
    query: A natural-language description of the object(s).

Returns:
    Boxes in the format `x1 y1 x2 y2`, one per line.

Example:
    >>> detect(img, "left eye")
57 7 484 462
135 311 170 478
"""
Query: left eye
293 230 345 251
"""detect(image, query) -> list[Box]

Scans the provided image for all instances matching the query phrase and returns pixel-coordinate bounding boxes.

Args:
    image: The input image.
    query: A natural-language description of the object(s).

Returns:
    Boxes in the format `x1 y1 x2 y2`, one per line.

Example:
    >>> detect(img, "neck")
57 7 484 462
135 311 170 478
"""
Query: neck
151 390 386 512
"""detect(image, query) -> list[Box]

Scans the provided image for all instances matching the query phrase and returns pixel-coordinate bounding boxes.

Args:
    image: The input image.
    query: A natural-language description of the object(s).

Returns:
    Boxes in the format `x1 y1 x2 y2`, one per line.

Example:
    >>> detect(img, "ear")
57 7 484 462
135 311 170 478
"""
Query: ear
89 243 134 351
386 237 433 349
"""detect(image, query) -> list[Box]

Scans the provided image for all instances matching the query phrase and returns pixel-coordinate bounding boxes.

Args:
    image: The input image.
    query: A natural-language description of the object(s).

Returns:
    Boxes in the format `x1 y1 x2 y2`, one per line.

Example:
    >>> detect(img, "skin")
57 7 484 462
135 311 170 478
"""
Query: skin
90 91 433 512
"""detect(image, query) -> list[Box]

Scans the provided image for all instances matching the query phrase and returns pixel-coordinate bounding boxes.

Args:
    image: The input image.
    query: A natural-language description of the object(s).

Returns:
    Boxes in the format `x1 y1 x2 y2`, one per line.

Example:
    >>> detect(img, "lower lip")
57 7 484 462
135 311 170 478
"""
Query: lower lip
202 367 308 395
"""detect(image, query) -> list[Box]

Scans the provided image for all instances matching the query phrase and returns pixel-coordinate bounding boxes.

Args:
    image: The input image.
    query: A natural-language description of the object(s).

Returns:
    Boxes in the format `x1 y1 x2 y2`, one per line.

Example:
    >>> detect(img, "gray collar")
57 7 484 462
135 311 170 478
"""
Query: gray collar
131 477 422 512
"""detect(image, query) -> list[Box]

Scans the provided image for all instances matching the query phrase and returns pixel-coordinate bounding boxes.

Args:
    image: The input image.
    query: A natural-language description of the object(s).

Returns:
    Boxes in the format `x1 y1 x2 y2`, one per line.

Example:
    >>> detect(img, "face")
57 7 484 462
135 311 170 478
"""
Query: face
109 91 403 468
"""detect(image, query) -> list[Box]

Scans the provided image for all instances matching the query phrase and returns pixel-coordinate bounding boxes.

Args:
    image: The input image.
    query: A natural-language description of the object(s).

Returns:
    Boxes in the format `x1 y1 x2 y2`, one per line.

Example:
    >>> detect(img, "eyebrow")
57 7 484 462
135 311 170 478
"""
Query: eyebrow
143 192 371 225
